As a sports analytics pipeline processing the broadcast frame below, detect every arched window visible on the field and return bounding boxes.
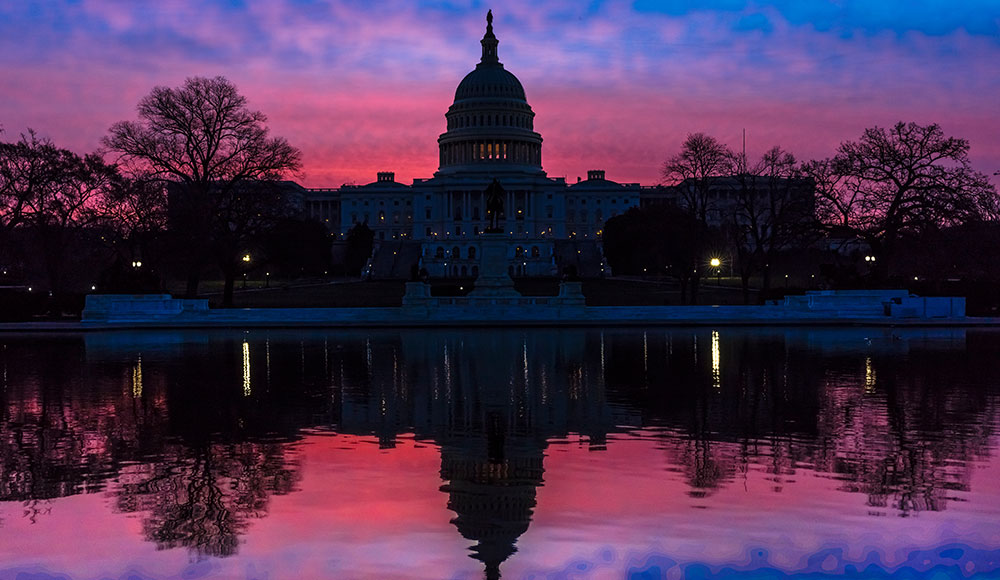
[451,246,460,259]
[461,266,467,277]
[468,247,476,259]
[531,246,540,258]
[436,247,444,258]
[515,246,524,258]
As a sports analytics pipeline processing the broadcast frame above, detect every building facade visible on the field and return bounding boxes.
[304,13,639,278]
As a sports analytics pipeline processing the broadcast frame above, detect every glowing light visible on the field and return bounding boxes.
[242,340,251,396]
[132,355,143,398]
[865,356,876,393]
[710,258,721,268]
[711,330,721,388]
[242,254,251,263]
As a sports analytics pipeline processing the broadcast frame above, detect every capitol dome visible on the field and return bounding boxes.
[437,11,543,174]
[454,64,526,101]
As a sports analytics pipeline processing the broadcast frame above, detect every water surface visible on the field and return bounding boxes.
[1,328,999,579]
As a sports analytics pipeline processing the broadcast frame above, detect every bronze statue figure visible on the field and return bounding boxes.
[485,178,505,232]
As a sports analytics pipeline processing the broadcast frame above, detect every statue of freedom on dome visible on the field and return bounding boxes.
[485,178,505,233]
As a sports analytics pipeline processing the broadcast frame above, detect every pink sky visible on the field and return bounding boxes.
[1,1,998,188]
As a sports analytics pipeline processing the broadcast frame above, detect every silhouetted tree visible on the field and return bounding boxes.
[729,146,819,301]
[3,132,118,295]
[97,177,168,292]
[801,157,864,229]
[103,76,302,298]
[603,205,713,303]
[212,181,297,307]
[662,133,734,223]
[344,221,374,277]
[817,122,997,276]
[0,130,42,238]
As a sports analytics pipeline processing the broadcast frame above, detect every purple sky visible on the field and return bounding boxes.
[1,1,998,187]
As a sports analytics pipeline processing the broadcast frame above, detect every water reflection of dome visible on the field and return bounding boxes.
[439,414,546,580]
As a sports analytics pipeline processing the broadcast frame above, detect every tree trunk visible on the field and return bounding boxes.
[741,272,752,305]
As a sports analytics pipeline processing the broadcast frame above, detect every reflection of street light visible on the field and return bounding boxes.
[710,257,722,285]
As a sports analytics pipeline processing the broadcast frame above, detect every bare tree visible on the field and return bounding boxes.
[800,157,864,229]
[828,122,997,271]
[662,133,734,223]
[103,76,302,299]
[97,177,168,290]
[730,146,819,301]
[212,181,297,306]
[0,130,51,240]
[0,132,118,294]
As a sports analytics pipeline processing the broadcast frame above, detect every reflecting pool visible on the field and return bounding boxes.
[1,328,999,579]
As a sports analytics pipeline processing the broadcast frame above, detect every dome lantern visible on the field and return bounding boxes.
[481,10,499,64]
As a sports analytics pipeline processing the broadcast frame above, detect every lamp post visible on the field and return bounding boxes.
[710,257,721,286]
[242,254,251,288]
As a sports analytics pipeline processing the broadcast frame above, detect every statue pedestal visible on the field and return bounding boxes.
[469,233,521,298]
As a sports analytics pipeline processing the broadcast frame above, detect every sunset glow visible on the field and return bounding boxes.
[2,1,998,187]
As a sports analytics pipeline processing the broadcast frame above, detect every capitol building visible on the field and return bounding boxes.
[302,12,641,278]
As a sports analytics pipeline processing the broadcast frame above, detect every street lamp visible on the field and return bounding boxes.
[242,254,251,288]
[710,257,722,285]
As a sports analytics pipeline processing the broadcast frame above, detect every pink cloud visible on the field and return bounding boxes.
[2,1,997,188]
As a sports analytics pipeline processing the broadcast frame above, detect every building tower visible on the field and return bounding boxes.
[437,10,544,175]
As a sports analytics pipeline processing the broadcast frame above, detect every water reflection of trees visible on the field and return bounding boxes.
[605,328,999,513]
[115,442,298,558]
[0,333,311,558]
[1,328,998,568]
